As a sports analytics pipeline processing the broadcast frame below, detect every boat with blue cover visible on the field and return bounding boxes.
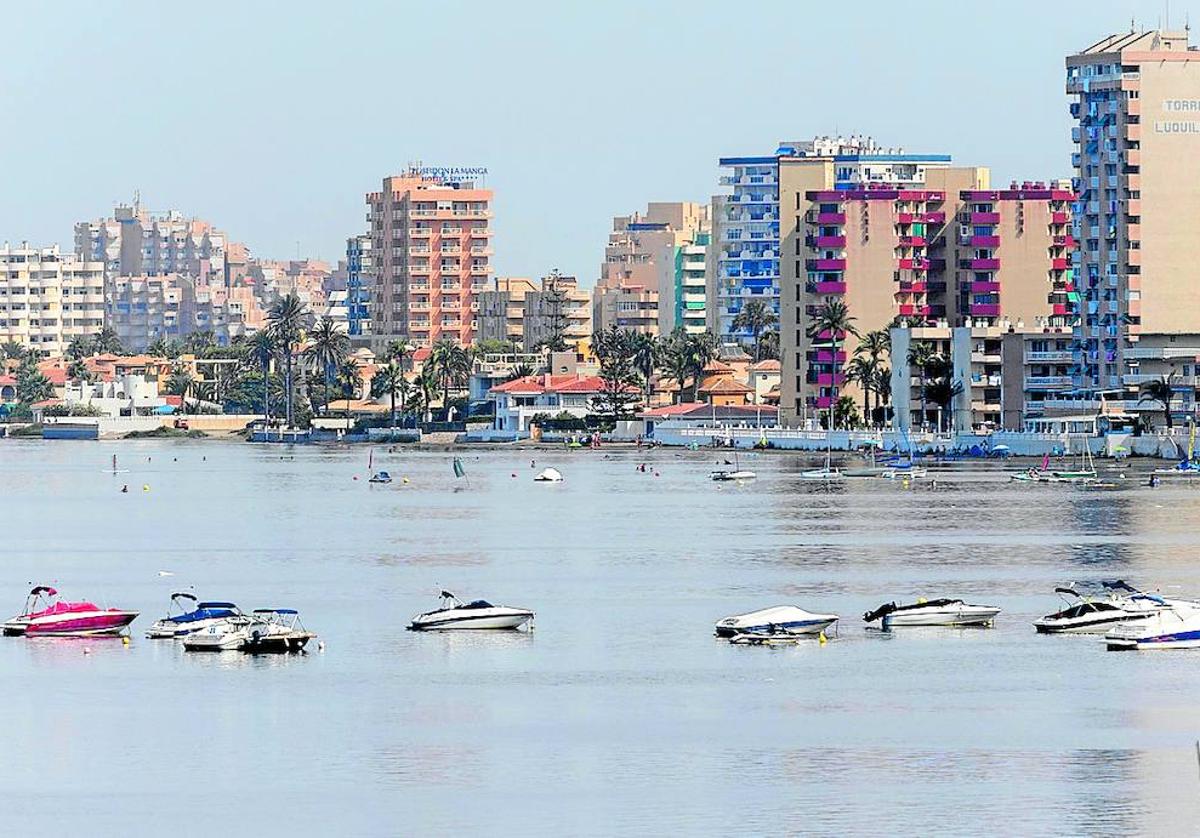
[145,593,243,639]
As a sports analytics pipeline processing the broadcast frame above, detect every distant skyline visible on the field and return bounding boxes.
[2,0,1196,286]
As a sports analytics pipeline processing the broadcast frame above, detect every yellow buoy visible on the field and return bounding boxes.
[143,484,150,492]
[122,636,130,646]
[818,631,827,645]
[402,477,410,484]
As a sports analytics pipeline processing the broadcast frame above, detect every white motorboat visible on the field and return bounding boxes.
[714,605,838,638]
[1034,582,1165,634]
[534,467,563,483]
[880,467,928,480]
[242,609,316,653]
[181,615,258,651]
[408,591,534,631]
[1105,596,1200,650]
[146,593,243,639]
[863,598,1000,628]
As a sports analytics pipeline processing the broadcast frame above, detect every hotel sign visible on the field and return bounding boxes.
[1154,100,1200,133]
[407,165,489,182]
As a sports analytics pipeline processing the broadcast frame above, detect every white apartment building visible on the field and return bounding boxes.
[0,244,105,356]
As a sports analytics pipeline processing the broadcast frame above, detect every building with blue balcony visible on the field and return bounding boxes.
[345,234,372,336]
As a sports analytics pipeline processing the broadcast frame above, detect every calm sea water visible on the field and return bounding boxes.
[2,439,1199,836]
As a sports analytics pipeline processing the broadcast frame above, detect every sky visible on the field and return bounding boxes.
[1,0,1195,285]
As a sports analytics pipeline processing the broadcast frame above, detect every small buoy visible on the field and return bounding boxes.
[402,478,409,484]
[318,641,325,652]
[120,485,128,493]
[143,484,150,492]
[83,648,90,655]
[122,636,130,646]
[818,631,827,645]
[511,473,517,478]
[353,475,358,481]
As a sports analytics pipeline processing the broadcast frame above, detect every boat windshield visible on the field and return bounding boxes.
[463,600,493,609]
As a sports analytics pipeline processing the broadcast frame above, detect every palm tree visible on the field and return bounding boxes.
[305,316,350,415]
[92,327,123,355]
[428,337,470,415]
[732,299,778,362]
[845,355,876,426]
[336,358,362,429]
[370,362,406,427]
[873,365,892,425]
[506,363,535,382]
[250,330,276,422]
[1139,373,1177,430]
[855,329,891,425]
[267,293,311,427]
[0,341,24,361]
[906,341,937,431]
[166,361,194,414]
[629,332,659,408]
[805,299,858,429]
[384,339,410,371]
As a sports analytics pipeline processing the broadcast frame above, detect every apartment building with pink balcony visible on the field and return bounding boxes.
[954,182,1076,329]
[367,168,493,347]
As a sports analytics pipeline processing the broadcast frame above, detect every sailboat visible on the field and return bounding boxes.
[1154,422,1200,477]
[710,450,756,481]
[800,431,842,480]
[1012,438,1096,483]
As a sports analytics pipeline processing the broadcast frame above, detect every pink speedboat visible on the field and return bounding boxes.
[2,586,138,637]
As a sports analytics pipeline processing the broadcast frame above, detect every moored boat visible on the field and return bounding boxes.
[146,593,243,639]
[2,586,138,637]
[182,615,257,651]
[242,609,316,653]
[714,605,838,638]
[408,591,534,631]
[1106,595,1200,650]
[863,598,1000,628]
[534,467,563,483]
[1034,581,1164,634]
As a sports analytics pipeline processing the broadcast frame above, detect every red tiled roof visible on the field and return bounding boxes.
[31,398,62,408]
[411,347,432,362]
[0,374,15,386]
[702,359,734,374]
[641,403,778,420]
[489,374,618,395]
[750,359,781,371]
[699,377,753,395]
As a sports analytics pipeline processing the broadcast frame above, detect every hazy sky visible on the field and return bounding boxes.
[2,1,1193,284]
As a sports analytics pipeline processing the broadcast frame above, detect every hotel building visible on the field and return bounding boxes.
[1064,29,1200,420]
[0,244,105,356]
[366,170,493,347]
[594,202,710,336]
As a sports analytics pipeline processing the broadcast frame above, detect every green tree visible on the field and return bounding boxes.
[371,361,409,427]
[66,357,94,384]
[659,328,719,403]
[305,316,350,415]
[166,361,195,414]
[844,355,876,427]
[806,299,859,429]
[66,336,95,360]
[92,327,124,355]
[833,394,861,430]
[732,298,778,362]
[267,293,312,427]
[0,341,24,361]
[250,330,276,421]
[15,354,52,406]
[427,337,470,414]
[590,325,642,423]
[183,330,217,356]
[629,331,660,409]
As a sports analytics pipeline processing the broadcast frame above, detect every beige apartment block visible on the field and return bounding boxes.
[594,202,709,335]
[777,154,990,425]
[367,170,492,347]
[76,199,229,283]
[0,244,105,356]
[106,274,254,351]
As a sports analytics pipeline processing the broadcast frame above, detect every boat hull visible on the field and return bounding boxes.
[715,606,838,638]
[146,615,235,639]
[409,608,534,631]
[22,611,138,637]
[881,606,999,628]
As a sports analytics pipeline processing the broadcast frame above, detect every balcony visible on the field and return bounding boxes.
[970,212,1001,224]
[1053,235,1076,247]
[408,264,431,274]
[1051,258,1069,271]
[1051,212,1070,225]
[812,349,846,364]
[810,235,846,248]
[813,396,834,409]
[967,235,1000,247]
[814,281,846,294]
[897,213,915,224]
[816,373,846,387]
[1026,375,1074,389]
[899,235,927,247]
[815,212,846,225]
[922,211,946,224]
[967,258,1000,271]
[969,303,1001,316]
[897,258,930,271]
[897,304,931,317]
[897,281,927,293]
[970,281,1001,293]
[806,258,846,271]
[409,228,432,237]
